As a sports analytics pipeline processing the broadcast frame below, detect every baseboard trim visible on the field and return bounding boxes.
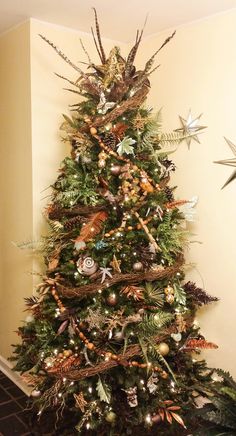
[0,355,31,396]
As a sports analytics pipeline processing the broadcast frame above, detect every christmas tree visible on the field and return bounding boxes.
[12,11,236,435]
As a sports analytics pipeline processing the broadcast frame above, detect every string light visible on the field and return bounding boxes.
[88,386,93,393]
[145,414,152,424]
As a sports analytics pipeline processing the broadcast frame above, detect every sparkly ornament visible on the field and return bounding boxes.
[123,386,138,407]
[171,332,182,342]
[31,389,41,398]
[105,410,117,423]
[110,255,121,273]
[164,285,175,305]
[110,164,121,175]
[175,110,206,149]
[147,373,159,394]
[77,257,98,276]
[74,392,88,413]
[214,137,236,188]
[106,292,118,307]
[132,261,143,272]
[157,342,170,356]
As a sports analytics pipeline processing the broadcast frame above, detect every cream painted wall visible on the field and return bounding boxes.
[0,22,33,359]
[30,19,127,273]
[0,19,127,361]
[137,10,236,376]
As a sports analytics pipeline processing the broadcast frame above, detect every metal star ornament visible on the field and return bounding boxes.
[175,110,206,149]
[214,137,236,189]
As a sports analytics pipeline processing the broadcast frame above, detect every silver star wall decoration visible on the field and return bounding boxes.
[214,137,236,189]
[175,110,206,149]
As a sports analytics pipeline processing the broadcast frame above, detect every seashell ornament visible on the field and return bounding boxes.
[77,257,98,276]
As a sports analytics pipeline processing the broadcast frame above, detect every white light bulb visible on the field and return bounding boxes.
[145,414,152,424]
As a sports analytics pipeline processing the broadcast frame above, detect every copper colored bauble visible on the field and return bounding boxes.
[31,389,41,398]
[158,342,170,356]
[105,410,117,423]
[106,292,118,306]
[132,261,143,272]
[110,165,121,175]
[140,178,154,193]
[152,413,162,424]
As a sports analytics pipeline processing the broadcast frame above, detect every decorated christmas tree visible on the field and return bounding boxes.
[12,11,236,436]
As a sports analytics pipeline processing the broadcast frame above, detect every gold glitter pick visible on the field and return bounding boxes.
[175,110,206,149]
[110,254,121,273]
[74,392,88,413]
[214,137,236,189]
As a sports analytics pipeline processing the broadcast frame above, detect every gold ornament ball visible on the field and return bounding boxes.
[105,411,117,423]
[157,342,170,356]
[165,293,175,304]
[164,285,174,295]
[106,292,118,306]
[63,349,73,357]
[133,261,143,272]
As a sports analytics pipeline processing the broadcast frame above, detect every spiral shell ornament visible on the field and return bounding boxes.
[77,256,98,276]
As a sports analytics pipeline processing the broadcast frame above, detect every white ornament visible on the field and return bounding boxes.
[31,389,41,398]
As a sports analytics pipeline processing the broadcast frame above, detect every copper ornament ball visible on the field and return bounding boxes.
[106,292,118,306]
[111,165,121,175]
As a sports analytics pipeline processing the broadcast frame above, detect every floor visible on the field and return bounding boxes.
[0,371,79,436]
[0,370,31,435]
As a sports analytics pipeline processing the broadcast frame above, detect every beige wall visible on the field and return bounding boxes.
[0,22,33,358]
[0,19,126,360]
[30,19,127,245]
[137,10,236,376]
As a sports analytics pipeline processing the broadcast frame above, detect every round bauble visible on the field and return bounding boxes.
[110,165,121,175]
[164,285,174,295]
[105,411,117,423]
[90,126,97,135]
[165,293,175,304]
[157,342,170,356]
[106,292,118,307]
[31,389,41,398]
[77,257,98,276]
[98,159,106,168]
[132,261,143,272]
[152,413,162,424]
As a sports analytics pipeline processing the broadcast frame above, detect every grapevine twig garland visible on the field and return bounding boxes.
[58,255,184,299]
